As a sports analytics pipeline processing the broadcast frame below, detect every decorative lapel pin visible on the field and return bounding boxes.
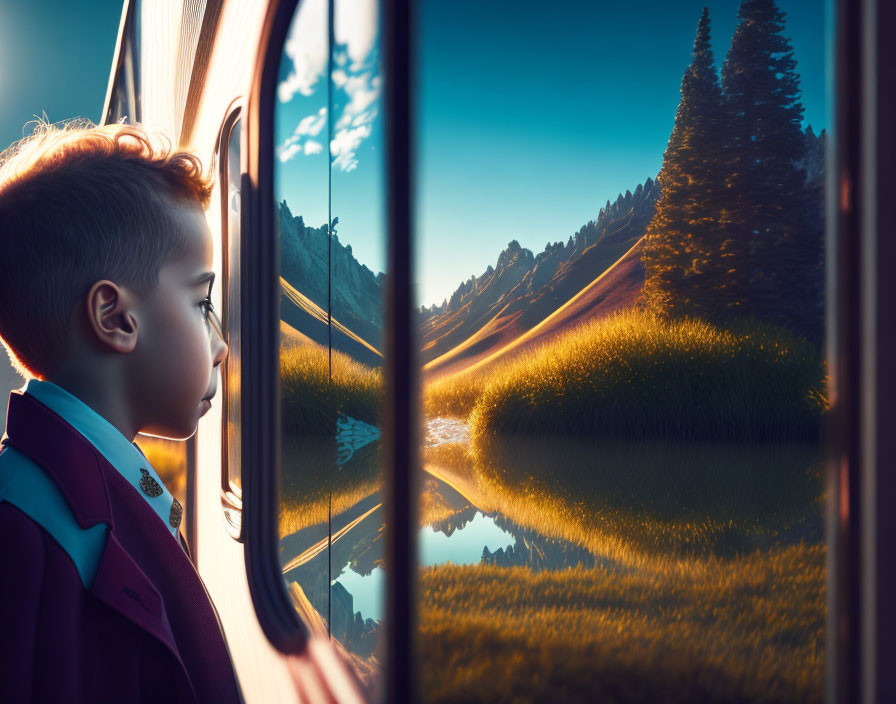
[169,498,183,529]
[139,468,164,498]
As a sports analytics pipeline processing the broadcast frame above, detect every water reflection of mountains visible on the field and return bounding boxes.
[430,504,607,571]
[281,504,384,657]
[280,426,824,658]
[281,467,625,657]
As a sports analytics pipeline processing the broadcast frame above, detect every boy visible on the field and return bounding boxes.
[0,120,242,703]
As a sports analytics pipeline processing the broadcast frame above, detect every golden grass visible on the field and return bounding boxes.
[278,315,825,702]
[419,544,824,704]
[277,340,383,535]
[425,372,486,419]
[418,435,825,702]
[280,340,381,435]
[279,476,380,537]
[426,309,827,441]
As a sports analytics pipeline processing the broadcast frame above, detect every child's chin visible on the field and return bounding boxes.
[139,421,198,442]
[139,404,208,441]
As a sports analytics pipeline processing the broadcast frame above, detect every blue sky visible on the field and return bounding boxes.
[415,0,828,306]
[274,0,829,307]
[2,0,828,309]
[0,1,121,150]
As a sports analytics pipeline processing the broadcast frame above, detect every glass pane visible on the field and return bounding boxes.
[275,0,384,693]
[416,1,829,702]
[223,116,242,495]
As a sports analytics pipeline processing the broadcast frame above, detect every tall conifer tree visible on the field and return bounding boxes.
[643,7,727,318]
[721,0,813,330]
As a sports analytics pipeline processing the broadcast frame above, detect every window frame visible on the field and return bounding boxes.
[242,0,419,673]
[218,101,245,542]
[243,0,310,655]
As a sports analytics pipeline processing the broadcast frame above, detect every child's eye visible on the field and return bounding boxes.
[199,297,215,318]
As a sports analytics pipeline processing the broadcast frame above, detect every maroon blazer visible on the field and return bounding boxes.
[0,389,243,703]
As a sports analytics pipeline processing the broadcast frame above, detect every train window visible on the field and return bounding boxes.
[415,1,828,702]
[274,0,385,690]
[221,108,243,536]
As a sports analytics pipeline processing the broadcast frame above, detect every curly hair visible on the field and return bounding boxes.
[0,118,214,380]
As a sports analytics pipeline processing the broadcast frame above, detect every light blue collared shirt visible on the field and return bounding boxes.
[22,379,181,542]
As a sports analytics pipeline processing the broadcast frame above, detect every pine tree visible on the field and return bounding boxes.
[642,7,728,318]
[721,0,812,331]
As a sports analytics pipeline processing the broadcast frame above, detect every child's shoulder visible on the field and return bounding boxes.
[0,444,107,588]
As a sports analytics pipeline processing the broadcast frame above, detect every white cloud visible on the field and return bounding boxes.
[351,110,372,127]
[294,107,327,137]
[278,0,327,103]
[331,68,348,88]
[277,142,302,162]
[330,71,380,169]
[275,0,381,171]
[335,0,378,70]
[276,107,327,163]
[331,124,372,172]
[335,72,379,130]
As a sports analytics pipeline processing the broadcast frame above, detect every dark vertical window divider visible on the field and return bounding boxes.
[830,0,896,702]
[829,0,861,700]
[860,1,896,701]
[382,0,418,700]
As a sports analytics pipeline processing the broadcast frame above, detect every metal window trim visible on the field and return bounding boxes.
[218,100,245,542]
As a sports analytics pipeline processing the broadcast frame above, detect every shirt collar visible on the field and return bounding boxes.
[21,379,180,541]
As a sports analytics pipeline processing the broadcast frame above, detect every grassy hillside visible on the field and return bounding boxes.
[425,237,645,379]
[279,336,383,535]
[281,338,381,436]
[426,309,826,442]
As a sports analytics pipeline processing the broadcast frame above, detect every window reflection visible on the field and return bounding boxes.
[275,0,385,691]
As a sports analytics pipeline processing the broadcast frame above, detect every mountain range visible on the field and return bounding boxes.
[277,125,825,379]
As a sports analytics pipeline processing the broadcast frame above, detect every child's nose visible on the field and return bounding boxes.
[213,336,229,366]
[208,310,228,365]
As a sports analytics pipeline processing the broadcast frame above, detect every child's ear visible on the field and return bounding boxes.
[85,279,139,354]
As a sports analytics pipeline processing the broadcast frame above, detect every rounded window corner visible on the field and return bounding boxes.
[220,487,244,543]
[214,100,244,155]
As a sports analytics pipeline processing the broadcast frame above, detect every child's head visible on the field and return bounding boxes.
[0,119,228,440]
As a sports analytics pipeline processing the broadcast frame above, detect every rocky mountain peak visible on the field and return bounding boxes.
[496,240,534,271]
